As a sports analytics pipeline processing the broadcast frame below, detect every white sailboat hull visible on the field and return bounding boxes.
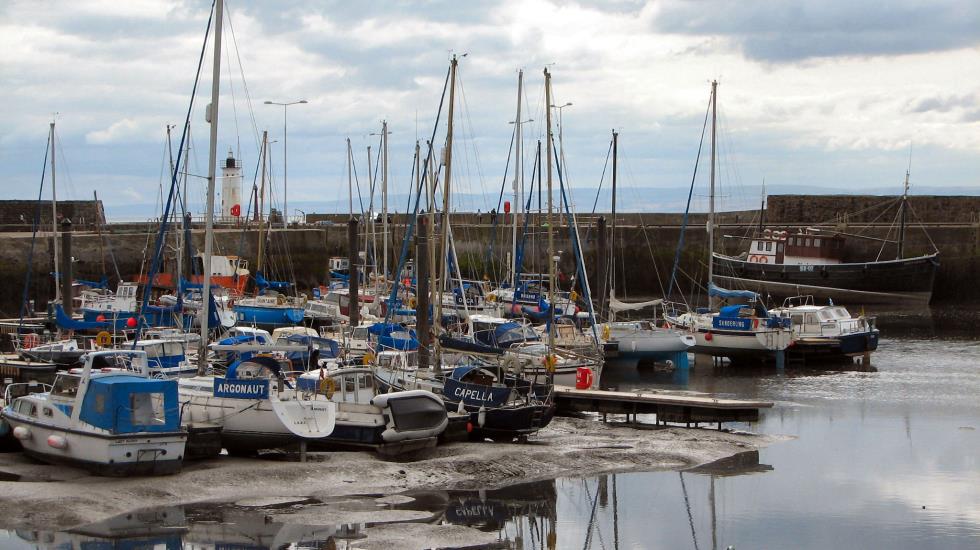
[178,378,336,452]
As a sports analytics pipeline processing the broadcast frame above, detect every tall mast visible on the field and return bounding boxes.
[199,0,223,374]
[898,168,910,259]
[50,122,60,303]
[346,138,353,217]
[382,120,389,278]
[511,70,524,288]
[256,130,268,274]
[544,68,555,358]
[434,55,458,373]
[707,80,717,296]
[610,129,618,303]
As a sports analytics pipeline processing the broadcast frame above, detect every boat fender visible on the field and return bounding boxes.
[477,406,486,428]
[12,426,31,440]
[820,268,829,279]
[601,324,611,341]
[318,377,336,399]
[457,399,466,414]
[753,318,759,329]
[705,332,714,341]
[47,434,68,449]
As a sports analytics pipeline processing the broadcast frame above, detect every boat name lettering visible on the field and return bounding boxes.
[712,318,753,331]
[213,378,269,399]
[453,386,494,402]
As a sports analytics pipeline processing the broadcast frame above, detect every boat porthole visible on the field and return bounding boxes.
[161,450,167,456]
[126,452,132,458]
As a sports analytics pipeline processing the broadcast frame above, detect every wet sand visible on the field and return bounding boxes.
[0,416,782,540]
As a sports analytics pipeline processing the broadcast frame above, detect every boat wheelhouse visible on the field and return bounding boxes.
[2,350,187,476]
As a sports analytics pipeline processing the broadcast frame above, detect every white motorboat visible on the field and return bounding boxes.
[177,355,336,454]
[2,350,187,476]
[769,296,879,362]
[297,366,448,455]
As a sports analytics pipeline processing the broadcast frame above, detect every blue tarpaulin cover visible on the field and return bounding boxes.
[708,282,758,300]
[79,375,180,433]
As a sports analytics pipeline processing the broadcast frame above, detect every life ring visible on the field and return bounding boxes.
[408,296,417,308]
[748,255,759,263]
[22,333,39,349]
[318,377,336,399]
[95,331,113,347]
[758,255,769,264]
[277,294,286,305]
[486,294,497,303]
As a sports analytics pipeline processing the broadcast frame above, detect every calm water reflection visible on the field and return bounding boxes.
[2,330,977,549]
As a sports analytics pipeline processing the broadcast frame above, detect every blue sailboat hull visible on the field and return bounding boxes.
[232,304,304,328]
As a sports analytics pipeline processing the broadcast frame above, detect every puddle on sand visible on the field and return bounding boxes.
[0,479,558,549]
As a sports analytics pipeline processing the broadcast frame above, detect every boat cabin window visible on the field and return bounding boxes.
[833,307,850,319]
[51,375,81,398]
[358,373,373,390]
[345,377,356,393]
[814,238,821,247]
[818,310,833,321]
[351,327,369,340]
[766,242,773,251]
[130,393,166,427]
[804,313,819,325]
[15,400,36,417]
[791,313,804,326]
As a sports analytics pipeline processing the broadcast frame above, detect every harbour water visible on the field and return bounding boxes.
[1,313,977,549]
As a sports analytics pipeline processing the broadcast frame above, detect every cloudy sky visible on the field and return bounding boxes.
[1,0,978,218]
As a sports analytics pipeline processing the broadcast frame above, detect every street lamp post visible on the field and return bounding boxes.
[264,99,308,227]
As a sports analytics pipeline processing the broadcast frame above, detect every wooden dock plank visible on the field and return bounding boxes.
[553,385,773,425]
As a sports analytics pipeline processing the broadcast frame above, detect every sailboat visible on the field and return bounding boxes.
[168,0,336,453]
[374,58,555,442]
[596,130,696,367]
[665,81,793,363]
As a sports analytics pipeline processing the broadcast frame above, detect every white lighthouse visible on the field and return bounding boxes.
[219,149,242,220]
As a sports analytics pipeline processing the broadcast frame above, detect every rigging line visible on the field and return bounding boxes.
[484,116,518,276]
[619,146,667,298]
[384,63,451,322]
[19,135,50,328]
[349,144,367,218]
[223,20,241,159]
[904,200,938,253]
[133,0,215,343]
[224,2,261,151]
[667,88,712,301]
[679,472,701,550]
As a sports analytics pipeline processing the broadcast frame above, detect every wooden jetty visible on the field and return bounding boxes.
[553,385,773,426]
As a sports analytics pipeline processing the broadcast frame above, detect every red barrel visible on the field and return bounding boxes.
[575,367,594,389]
